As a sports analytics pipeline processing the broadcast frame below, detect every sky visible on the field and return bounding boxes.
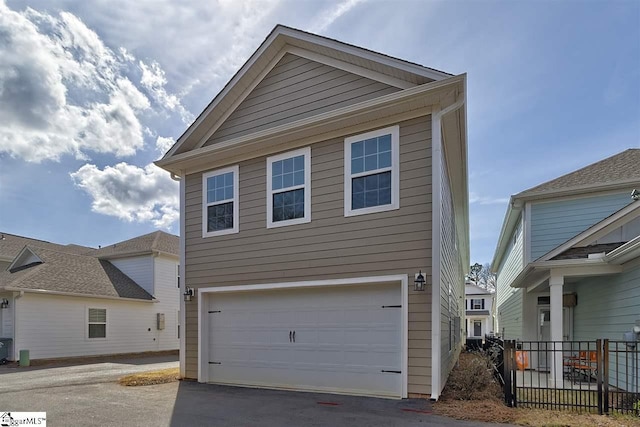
[0,0,638,266]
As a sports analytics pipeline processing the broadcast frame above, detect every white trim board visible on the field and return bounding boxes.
[196,274,409,399]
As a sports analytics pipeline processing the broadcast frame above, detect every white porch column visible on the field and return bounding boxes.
[549,274,564,388]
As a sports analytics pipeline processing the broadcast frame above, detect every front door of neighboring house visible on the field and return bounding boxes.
[473,320,482,337]
[538,306,572,370]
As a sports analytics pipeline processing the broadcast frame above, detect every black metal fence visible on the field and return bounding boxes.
[490,338,639,415]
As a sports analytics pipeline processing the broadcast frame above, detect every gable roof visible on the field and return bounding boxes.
[159,24,454,163]
[516,149,640,198]
[0,246,153,300]
[0,232,95,262]
[492,149,640,270]
[93,231,179,259]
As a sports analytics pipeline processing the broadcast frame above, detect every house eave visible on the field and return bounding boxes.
[3,287,156,302]
[513,178,640,202]
[162,25,453,160]
[156,74,466,176]
[490,197,522,272]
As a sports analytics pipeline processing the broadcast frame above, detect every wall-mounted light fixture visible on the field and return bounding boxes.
[183,287,194,302]
[0,298,8,309]
[414,271,427,292]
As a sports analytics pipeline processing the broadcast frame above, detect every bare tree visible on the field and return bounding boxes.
[466,263,496,293]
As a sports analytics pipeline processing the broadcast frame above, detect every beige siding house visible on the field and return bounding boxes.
[157,25,468,399]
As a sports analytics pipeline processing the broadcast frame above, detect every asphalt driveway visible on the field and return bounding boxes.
[0,356,511,426]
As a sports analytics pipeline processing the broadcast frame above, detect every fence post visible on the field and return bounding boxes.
[602,339,609,415]
[597,339,603,415]
[503,340,515,407]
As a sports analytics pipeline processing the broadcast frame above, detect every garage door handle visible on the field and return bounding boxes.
[293,331,295,343]
[289,330,292,343]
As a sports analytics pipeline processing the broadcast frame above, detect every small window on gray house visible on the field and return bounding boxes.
[88,308,106,339]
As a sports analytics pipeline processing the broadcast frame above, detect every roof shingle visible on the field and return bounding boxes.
[517,149,640,198]
[93,231,178,259]
[0,246,153,300]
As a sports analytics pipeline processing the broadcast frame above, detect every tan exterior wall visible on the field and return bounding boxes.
[184,116,433,394]
[204,54,400,147]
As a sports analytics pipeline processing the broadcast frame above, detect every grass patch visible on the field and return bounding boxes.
[118,368,179,386]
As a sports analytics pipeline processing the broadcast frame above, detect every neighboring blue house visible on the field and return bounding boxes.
[491,149,640,386]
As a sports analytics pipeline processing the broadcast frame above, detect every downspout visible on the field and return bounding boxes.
[13,291,24,361]
[173,170,187,379]
[431,107,443,400]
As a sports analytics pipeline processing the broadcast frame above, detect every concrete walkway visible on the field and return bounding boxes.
[0,354,178,393]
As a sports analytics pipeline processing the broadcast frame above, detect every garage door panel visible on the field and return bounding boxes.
[207,283,402,397]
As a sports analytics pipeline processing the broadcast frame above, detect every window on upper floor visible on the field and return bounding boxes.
[266,147,311,228]
[202,165,239,237]
[470,298,485,310]
[344,126,399,217]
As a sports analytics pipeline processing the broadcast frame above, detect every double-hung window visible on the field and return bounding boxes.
[202,165,239,237]
[88,308,106,339]
[267,147,311,228]
[344,125,399,216]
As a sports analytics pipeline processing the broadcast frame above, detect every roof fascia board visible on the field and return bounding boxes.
[490,197,522,271]
[157,75,463,174]
[605,235,640,263]
[164,27,285,159]
[538,201,640,262]
[286,46,414,89]
[278,27,452,81]
[98,250,178,260]
[515,179,640,202]
[3,287,156,303]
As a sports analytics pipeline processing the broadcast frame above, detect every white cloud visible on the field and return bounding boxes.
[308,0,368,33]
[0,2,189,163]
[139,60,193,123]
[70,162,179,228]
[155,136,175,155]
[469,192,509,206]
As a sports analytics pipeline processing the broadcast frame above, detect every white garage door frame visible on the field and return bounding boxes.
[197,274,409,398]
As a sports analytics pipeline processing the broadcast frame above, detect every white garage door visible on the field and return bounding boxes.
[207,282,402,397]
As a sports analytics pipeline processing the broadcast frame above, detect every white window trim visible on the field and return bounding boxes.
[86,307,107,340]
[266,147,311,228]
[202,165,240,237]
[344,125,400,217]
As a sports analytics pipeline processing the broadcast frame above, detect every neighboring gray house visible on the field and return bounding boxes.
[156,25,469,399]
[492,149,640,386]
[0,231,179,361]
[464,283,495,340]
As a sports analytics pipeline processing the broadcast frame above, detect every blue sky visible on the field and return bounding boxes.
[0,0,638,265]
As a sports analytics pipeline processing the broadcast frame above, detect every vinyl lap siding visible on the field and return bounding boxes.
[185,117,433,394]
[14,293,175,359]
[438,149,464,394]
[569,266,640,391]
[530,192,631,260]
[571,266,640,340]
[153,255,180,350]
[204,54,400,147]
[110,256,155,296]
[496,214,524,340]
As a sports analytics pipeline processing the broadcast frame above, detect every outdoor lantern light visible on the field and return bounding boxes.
[0,298,8,309]
[183,287,194,302]
[414,271,427,292]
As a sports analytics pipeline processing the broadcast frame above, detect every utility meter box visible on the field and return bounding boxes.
[157,313,165,330]
[623,331,637,348]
